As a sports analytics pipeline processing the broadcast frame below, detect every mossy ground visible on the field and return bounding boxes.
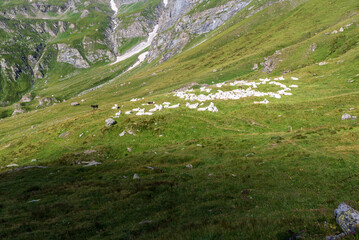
[1,0,359,239]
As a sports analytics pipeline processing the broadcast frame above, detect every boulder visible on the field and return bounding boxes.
[342,113,352,120]
[105,118,117,126]
[326,203,359,240]
[71,102,80,106]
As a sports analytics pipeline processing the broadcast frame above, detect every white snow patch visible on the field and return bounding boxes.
[110,0,118,14]
[112,25,159,65]
[125,52,149,72]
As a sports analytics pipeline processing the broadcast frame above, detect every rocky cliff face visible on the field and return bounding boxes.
[0,0,114,106]
[57,43,90,68]
[0,0,81,19]
[0,0,253,109]
[148,0,251,62]
[111,0,252,63]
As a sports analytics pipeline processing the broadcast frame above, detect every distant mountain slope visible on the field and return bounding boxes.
[0,0,257,115]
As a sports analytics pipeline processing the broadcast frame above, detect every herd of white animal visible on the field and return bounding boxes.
[109,76,300,118]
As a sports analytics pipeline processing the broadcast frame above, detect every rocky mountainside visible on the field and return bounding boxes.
[0,0,254,112]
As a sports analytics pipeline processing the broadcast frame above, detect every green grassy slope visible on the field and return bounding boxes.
[1,0,359,239]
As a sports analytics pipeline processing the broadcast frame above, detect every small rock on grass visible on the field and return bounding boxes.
[133,173,140,179]
[83,161,101,167]
[71,102,80,106]
[342,113,354,120]
[59,131,69,138]
[186,164,193,169]
[83,149,97,154]
[6,163,19,168]
[105,118,117,126]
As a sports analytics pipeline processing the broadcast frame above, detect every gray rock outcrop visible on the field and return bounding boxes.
[342,113,352,120]
[148,0,251,63]
[105,118,117,126]
[57,44,90,68]
[326,203,359,240]
[20,94,31,103]
[260,50,282,74]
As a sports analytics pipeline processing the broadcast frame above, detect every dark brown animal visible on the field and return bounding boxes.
[91,105,98,110]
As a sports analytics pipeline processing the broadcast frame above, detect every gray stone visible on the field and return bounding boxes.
[83,149,97,154]
[260,50,282,74]
[83,161,101,167]
[105,118,117,126]
[71,102,80,106]
[6,163,19,167]
[133,173,140,179]
[57,43,90,68]
[59,131,69,138]
[342,113,352,120]
[80,10,90,18]
[310,43,317,52]
[326,203,359,239]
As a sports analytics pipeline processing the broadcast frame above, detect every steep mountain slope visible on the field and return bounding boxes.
[1,0,359,239]
[0,0,252,115]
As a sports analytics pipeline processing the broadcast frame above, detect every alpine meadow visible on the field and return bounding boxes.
[1,0,359,239]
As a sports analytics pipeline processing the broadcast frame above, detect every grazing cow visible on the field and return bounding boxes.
[147,101,154,105]
[91,105,98,110]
